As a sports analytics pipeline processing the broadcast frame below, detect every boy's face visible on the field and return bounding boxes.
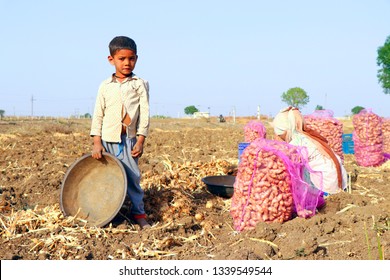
[108,49,138,77]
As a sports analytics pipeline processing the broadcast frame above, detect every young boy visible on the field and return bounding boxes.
[90,36,151,229]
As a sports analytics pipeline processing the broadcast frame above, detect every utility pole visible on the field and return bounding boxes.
[31,95,36,119]
[232,106,236,124]
[257,105,261,120]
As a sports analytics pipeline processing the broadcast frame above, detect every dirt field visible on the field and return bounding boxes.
[0,117,389,260]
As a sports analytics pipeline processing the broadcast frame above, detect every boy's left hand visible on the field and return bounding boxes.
[131,142,144,158]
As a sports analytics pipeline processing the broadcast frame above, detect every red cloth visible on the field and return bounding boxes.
[132,213,146,219]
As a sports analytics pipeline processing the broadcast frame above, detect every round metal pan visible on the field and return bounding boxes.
[60,152,127,227]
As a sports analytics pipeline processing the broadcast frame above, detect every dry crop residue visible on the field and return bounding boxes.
[0,118,389,260]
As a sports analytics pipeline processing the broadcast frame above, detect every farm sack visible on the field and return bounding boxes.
[230,138,323,231]
[304,109,343,162]
[244,120,267,142]
[352,109,384,167]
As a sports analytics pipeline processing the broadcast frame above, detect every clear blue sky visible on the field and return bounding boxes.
[1,0,389,118]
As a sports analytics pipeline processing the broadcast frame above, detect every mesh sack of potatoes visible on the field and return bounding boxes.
[382,117,390,154]
[230,138,323,231]
[244,120,267,142]
[304,110,343,162]
[352,109,384,167]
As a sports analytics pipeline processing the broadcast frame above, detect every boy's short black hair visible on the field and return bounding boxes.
[109,36,137,55]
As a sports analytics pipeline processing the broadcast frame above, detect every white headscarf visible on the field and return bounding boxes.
[272,107,303,143]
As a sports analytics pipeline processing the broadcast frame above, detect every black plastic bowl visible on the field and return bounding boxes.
[201,175,236,198]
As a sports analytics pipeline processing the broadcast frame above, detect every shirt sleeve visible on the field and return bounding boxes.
[90,85,105,136]
[136,79,150,137]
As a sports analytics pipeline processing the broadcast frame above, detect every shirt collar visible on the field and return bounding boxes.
[108,72,138,83]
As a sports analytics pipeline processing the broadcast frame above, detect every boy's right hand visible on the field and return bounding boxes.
[92,143,105,159]
[92,136,105,159]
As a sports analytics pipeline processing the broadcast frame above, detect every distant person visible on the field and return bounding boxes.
[272,107,347,198]
[90,36,151,229]
[219,114,226,123]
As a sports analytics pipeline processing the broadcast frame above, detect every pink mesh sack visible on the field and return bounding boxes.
[244,120,267,142]
[383,117,390,154]
[352,109,384,167]
[230,138,323,231]
[304,109,343,162]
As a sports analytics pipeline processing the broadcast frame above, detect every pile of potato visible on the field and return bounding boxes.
[383,118,390,154]
[244,120,267,142]
[230,139,317,231]
[352,110,384,167]
[304,111,343,162]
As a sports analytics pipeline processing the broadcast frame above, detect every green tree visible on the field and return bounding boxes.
[281,87,310,109]
[0,109,5,120]
[351,106,365,115]
[184,105,199,115]
[84,113,92,119]
[315,105,324,110]
[377,35,390,94]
